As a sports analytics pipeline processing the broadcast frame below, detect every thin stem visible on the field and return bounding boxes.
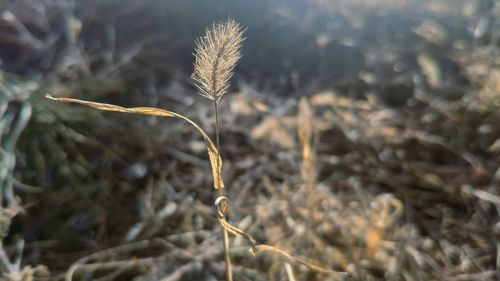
[214,100,221,151]
[214,100,233,281]
[218,190,233,281]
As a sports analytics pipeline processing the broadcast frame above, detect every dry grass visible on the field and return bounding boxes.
[45,20,345,281]
[191,20,245,280]
[45,91,345,281]
[1,1,498,280]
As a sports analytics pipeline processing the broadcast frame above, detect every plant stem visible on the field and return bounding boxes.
[214,100,233,281]
[218,190,233,281]
[214,101,221,151]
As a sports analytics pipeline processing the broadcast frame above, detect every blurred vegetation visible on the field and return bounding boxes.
[0,0,499,280]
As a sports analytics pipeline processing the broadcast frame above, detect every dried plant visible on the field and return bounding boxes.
[192,19,245,102]
[46,19,345,281]
[192,19,244,281]
[44,95,224,191]
[44,94,344,280]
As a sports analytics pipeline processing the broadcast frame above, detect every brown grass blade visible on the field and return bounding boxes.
[214,205,345,277]
[45,94,224,190]
[218,214,257,248]
[250,245,347,277]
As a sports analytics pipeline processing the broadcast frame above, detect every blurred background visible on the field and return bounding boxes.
[0,0,499,280]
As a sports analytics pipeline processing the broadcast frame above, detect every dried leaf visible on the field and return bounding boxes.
[215,207,346,276]
[218,215,256,247]
[250,245,347,276]
[45,94,224,190]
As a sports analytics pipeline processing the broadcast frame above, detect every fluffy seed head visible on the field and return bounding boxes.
[192,19,245,101]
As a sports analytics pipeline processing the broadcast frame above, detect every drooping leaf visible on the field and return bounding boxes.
[45,94,224,190]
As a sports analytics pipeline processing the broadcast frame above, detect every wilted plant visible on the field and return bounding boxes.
[47,19,344,281]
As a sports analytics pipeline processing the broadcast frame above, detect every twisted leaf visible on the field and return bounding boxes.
[45,94,224,190]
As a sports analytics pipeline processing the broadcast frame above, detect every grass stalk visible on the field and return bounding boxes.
[213,100,233,281]
[214,100,221,151]
[191,19,244,281]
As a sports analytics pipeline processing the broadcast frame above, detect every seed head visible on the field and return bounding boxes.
[192,19,245,101]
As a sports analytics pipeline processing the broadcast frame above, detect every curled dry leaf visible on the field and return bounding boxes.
[215,206,345,277]
[45,94,224,190]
